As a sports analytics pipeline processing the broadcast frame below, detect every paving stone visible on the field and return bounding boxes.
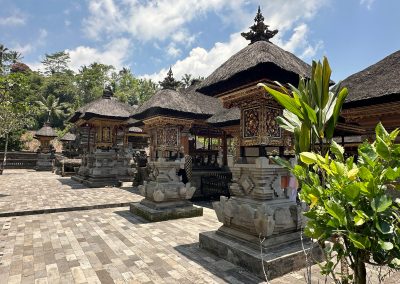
[0,170,399,283]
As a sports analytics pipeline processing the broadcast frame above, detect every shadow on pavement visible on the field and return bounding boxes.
[174,243,264,284]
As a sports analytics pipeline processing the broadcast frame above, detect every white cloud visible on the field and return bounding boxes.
[142,32,247,82]
[0,11,26,26]
[141,0,328,81]
[66,38,131,72]
[166,43,181,58]
[360,0,375,10]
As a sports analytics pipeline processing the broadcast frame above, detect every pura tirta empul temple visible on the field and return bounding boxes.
[69,86,135,187]
[197,8,322,279]
[34,122,57,171]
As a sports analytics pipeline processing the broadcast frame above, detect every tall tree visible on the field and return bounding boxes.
[136,78,158,103]
[76,63,114,105]
[0,44,10,74]
[112,68,140,105]
[41,51,71,75]
[8,51,22,63]
[35,94,67,123]
[181,73,192,88]
[0,73,33,173]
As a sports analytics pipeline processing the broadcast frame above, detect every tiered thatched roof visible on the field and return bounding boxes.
[60,132,76,142]
[35,123,58,138]
[197,40,311,97]
[132,88,224,120]
[206,107,240,127]
[69,89,134,123]
[343,50,400,107]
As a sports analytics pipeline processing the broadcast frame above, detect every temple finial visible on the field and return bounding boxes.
[241,6,278,44]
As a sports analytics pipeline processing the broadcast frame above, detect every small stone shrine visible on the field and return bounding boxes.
[34,122,57,171]
[197,7,322,279]
[69,86,134,187]
[129,69,206,221]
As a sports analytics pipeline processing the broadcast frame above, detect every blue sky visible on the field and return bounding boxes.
[0,0,399,83]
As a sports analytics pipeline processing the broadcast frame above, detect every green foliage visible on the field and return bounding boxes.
[299,124,400,272]
[262,57,399,283]
[259,57,348,155]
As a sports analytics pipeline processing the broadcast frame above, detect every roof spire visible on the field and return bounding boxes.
[159,67,181,90]
[241,6,278,44]
[102,84,113,99]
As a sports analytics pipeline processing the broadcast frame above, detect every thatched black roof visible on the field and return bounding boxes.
[197,40,311,97]
[69,93,134,123]
[35,123,57,138]
[60,132,76,142]
[132,88,224,120]
[206,107,240,127]
[343,50,400,107]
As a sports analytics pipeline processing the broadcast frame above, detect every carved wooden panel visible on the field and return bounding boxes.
[265,107,281,138]
[243,107,260,138]
[165,127,179,146]
[156,128,164,145]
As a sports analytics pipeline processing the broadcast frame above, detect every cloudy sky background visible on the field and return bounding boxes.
[0,0,399,82]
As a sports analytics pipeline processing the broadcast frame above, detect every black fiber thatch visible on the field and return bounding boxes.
[197,40,311,96]
[207,107,240,127]
[132,88,224,120]
[69,96,134,123]
[60,132,76,142]
[35,123,57,138]
[343,50,400,107]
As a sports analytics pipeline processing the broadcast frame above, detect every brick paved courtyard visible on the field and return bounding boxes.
[0,170,398,283]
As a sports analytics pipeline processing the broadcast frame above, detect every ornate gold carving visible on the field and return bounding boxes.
[243,107,260,138]
[265,107,282,138]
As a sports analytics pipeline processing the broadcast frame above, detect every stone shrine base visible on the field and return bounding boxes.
[130,199,203,222]
[71,175,119,188]
[199,229,323,281]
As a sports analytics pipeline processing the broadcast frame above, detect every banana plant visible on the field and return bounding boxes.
[258,56,348,156]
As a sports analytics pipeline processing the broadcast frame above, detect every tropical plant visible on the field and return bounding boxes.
[35,94,67,123]
[259,57,400,283]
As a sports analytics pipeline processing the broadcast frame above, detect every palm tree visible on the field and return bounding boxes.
[9,51,23,63]
[36,94,67,123]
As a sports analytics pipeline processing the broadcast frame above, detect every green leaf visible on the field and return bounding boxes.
[379,240,394,251]
[389,128,400,142]
[330,140,344,161]
[348,232,371,249]
[258,84,304,119]
[354,215,365,226]
[375,122,389,140]
[324,200,346,226]
[344,184,360,200]
[376,136,390,160]
[371,195,392,213]
[271,156,292,169]
[358,167,373,181]
[347,168,359,181]
[383,167,400,181]
[300,152,318,165]
[299,124,311,152]
[376,220,393,234]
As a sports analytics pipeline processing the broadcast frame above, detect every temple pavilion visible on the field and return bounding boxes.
[69,86,136,187]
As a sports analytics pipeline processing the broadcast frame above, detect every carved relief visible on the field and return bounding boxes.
[165,127,179,146]
[266,107,282,138]
[243,107,260,138]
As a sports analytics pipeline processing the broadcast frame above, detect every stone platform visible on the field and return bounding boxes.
[200,229,323,280]
[130,200,203,222]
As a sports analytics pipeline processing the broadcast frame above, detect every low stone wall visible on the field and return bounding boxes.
[0,151,38,169]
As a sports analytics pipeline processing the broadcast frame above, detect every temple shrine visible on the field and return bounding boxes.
[34,122,57,171]
[69,86,136,187]
[196,7,322,278]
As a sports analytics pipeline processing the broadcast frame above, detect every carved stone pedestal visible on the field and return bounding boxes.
[130,159,203,221]
[35,153,53,171]
[199,157,322,280]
